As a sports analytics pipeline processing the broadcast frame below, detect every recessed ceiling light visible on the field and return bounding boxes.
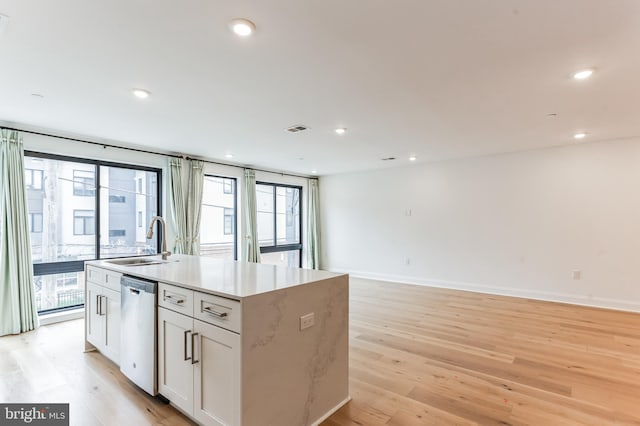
[409,155,417,162]
[229,18,256,37]
[225,153,233,159]
[573,69,593,80]
[311,170,318,174]
[573,132,587,140]
[335,128,347,135]
[132,89,150,99]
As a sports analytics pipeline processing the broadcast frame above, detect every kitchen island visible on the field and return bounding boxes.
[83,254,349,426]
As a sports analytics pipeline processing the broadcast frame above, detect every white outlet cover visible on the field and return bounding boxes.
[300,313,315,330]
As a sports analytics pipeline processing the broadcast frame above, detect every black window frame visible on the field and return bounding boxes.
[25,150,162,312]
[256,181,302,267]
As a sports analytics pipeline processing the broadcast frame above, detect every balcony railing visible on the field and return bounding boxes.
[35,289,84,312]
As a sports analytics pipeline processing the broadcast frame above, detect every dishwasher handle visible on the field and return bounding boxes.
[128,287,141,295]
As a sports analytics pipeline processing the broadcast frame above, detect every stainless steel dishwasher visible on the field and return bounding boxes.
[120,275,158,396]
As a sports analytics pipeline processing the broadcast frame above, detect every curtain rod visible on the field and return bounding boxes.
[1,126,313,179]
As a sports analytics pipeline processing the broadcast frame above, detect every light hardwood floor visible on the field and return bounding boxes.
[2,278,640,425]
[325,278,640,426]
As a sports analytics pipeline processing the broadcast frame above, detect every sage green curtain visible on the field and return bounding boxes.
[186,160,204,255]
[168,158,187,254]
[307,178,320,269]
[243,169,260,263]
[0,129,38,336]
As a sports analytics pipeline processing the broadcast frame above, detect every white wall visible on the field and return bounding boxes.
[320,138,640,311]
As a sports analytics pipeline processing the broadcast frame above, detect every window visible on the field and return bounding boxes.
[100,165,159,258]
[200,175,237,260]
[224,208,234,235]
[73,210,95,235]
[25,151,162,314]
[256,182,302,267]
[25,168,43,190]
[73,169,95,196]
[56,273,78,289]
[29,212,43,233]
[223,179,233,194]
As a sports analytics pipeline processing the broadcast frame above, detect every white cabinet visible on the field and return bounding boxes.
[158,306,194,414]
[86,282,104,346]
[193,318,240,426]
[158,283,241,426]
[85,266,122,364]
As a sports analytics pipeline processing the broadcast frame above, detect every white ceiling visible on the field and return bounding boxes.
[0,0,639,176]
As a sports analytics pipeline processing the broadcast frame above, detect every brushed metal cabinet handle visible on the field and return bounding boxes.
[164,294,185,305]
[191,332,199,365]
[202,305,228,318]
[184,330,192,361]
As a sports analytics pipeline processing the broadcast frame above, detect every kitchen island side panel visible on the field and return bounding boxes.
[240,274,349,426]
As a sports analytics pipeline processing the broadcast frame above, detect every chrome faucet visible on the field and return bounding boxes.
[146,216,171,260]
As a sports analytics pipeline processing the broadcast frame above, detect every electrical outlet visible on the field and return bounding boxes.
[405,209,412,216]
[406,257,411,266]
[572,270,581,280]
[300,313,315,330]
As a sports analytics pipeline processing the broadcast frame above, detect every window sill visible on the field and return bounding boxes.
[39,307,84,326]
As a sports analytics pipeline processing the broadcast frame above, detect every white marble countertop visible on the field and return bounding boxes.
[86,255,345,300]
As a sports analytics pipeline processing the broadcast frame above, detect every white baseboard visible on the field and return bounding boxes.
[329,268,640,313]
[311,396,351,426]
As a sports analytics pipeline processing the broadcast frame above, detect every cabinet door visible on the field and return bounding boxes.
[86,282,104,350]
[193,319,240,426]
[101,287,121,364]
[158,307,194,416]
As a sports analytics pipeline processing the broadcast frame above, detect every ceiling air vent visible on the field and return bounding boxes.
[285,125,309,133]
[381,157,396,161]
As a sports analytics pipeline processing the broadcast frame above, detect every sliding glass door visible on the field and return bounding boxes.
[25,151,161,313]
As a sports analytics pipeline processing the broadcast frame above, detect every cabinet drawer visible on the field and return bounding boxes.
[86,266,105,284]
[104,271,123,293]
[193,292,241,334]
[159,283,194,315]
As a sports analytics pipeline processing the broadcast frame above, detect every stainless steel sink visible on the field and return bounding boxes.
[107,258,165,266]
